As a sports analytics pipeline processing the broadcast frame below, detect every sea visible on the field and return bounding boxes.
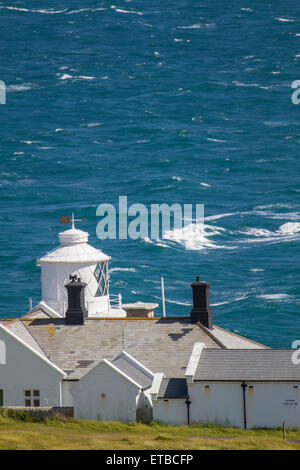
[0,0,299,348]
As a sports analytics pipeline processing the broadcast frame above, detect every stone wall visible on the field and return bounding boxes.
[2,406,74,419]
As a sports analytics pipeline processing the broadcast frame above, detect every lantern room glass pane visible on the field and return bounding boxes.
[94,264,101,281]
[94,262,108,296]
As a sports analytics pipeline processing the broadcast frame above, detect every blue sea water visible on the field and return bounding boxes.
[0,0,299,348]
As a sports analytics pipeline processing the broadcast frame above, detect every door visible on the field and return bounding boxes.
[0,390,3,406]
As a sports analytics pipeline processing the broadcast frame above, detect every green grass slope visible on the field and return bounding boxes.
[0,409,299,450]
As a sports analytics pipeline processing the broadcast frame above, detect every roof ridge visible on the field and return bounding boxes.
[213,324,269,349]
[20,320,50,359]
[196,322,227,349]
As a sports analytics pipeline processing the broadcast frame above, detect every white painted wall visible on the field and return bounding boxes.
[246,382,300,429]
[153,398,188,425]
[188,381,300,429]
[0,326,64,407]
[189,382,244,427]
[61,380,75,407]
[41,262,109,316]
[71,361,141,422]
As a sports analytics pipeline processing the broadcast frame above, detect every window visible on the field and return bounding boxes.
[93,262,108,296]
[24,390,40,407]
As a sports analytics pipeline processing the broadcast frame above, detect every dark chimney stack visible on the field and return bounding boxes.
[190,276,213,329]
[65,275,88,325]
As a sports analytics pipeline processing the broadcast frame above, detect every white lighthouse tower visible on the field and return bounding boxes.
[35,215,125,318]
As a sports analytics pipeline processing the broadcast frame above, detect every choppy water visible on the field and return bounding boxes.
[0,0,300,347]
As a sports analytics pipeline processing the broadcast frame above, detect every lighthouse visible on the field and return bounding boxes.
[36,215,125,318]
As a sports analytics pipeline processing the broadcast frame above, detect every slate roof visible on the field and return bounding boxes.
[210,325,267,349]
[3,320,47,358]
[195,349,300,381]
[17,317,221,379]
[112,355,153,389]
[158,378,188,399]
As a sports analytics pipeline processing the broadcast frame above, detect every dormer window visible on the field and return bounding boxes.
[94,262,108,296]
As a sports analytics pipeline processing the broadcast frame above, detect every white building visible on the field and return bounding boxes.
[0,220,299,428]
[152,345,300,429]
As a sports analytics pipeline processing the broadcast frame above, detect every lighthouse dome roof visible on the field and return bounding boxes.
[59,227,89,245]
[39,226,110,264]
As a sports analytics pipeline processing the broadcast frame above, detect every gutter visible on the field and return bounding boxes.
[241,381,247,430]
[185,394,191,425]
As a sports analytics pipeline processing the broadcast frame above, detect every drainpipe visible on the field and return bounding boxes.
[185,394,191,425]
[241,381,247,430]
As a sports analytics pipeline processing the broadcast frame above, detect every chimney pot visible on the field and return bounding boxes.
[65,275,87,325]
[190,276,213,329]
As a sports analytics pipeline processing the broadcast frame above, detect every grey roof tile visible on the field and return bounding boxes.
[112,356,153,389]
[158,378,188,398]
[22,317,221,379]
[4,321,47,358]
[195,349,300,381]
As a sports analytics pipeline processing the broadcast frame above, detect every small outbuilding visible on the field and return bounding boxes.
[71,351,154,423]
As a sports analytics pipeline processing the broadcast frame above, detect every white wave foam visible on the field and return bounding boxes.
[274,17,294,22]
[206,137,227,142]
[240,222,300,243]
[250,268,264,272]
[59,74,72,80]
[35,9,67,14]
[7,84,32,92]
[212,293,249,306]
[211,301,230,306]
[242,228,273,237]
[2,6,67,13]
[85,123,102,127]
[143,237,171,248]
[66,8,92,14]
[58,73,95,81]
[165,299,192,306]
[2,6,30,11]
[110,267,136,273]
[162,223,231,251]
[111,5,143,15]
[258,294,291,300]
[178,23,215,29]
[254,204,294,210]
[172,176,182,181]
[251,209,300,221]
[152,295,191,306]
[200,182,211,188]
[205,212,235,221]
[277,222,300,235]
[233,80,272,90]
[78,75,95,80]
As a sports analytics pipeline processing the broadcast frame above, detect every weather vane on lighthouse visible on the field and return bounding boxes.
[59,213,86,229]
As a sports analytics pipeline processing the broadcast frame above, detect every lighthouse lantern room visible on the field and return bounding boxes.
[37,215,124,317]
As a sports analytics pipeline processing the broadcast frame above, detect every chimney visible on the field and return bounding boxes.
[190,276,213,329]
[65,275,88,325]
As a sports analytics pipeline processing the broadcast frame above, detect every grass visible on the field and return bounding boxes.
[0,409,299,450]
